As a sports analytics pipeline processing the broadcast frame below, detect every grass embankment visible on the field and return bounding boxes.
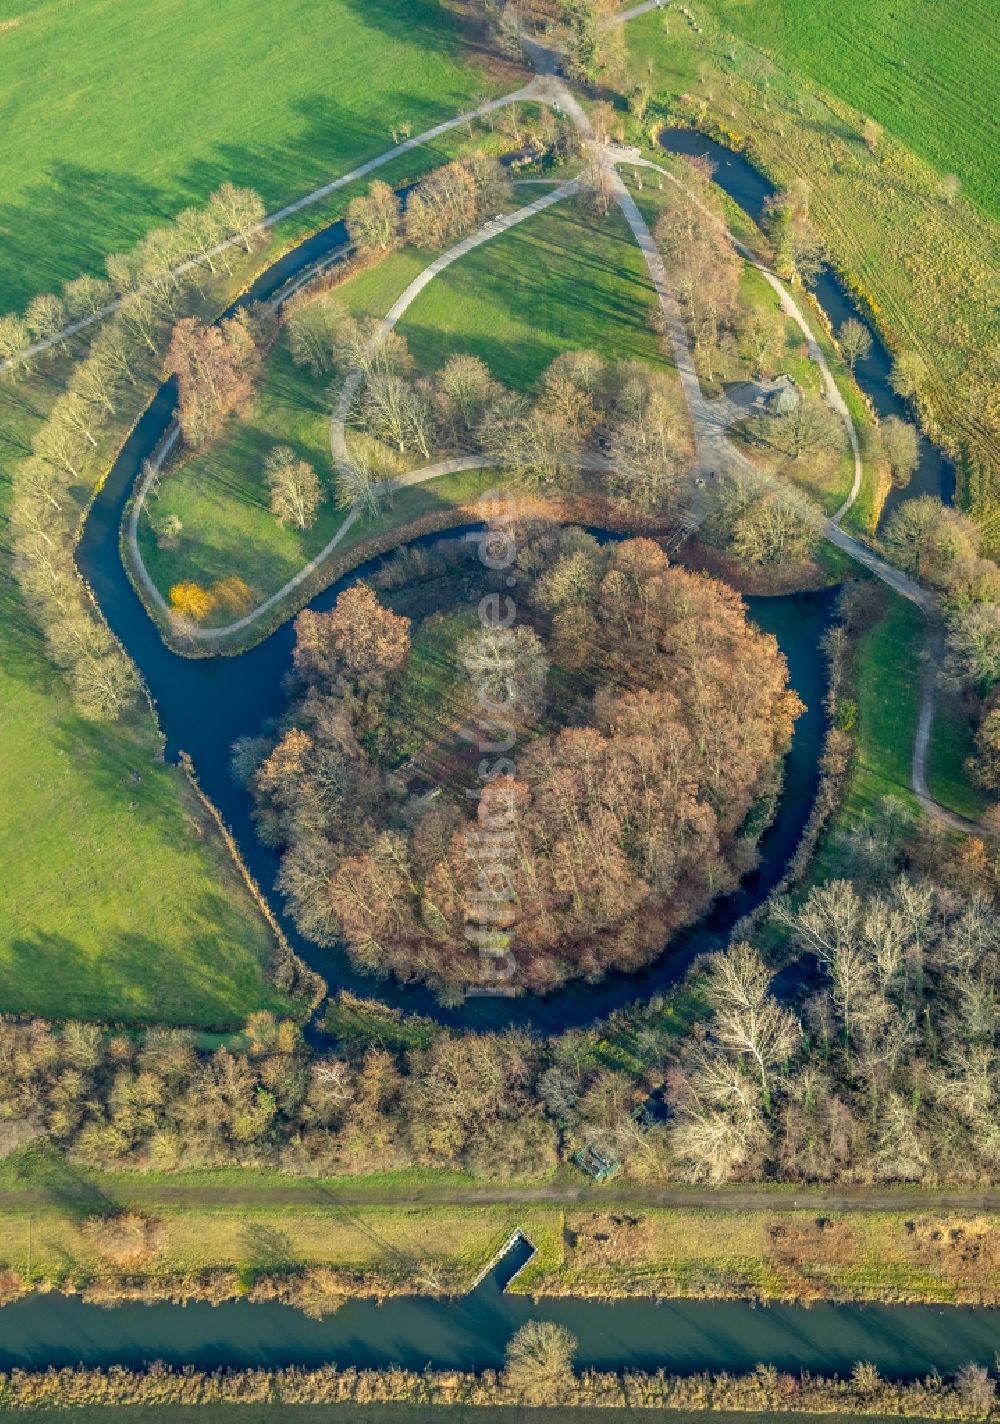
[0,1201,526,1298]
[0,0,503,311]
[807,586,987,870]
[841,591,924,819]
[0,1151,995,1307]
[142,200,673,622]
[697,0,1000,221]
[536,1208,1000,1304]
[621,7,1000,532]
[0,367,291,1026]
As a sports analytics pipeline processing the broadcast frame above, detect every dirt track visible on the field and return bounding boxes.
[3,1177,998,1214]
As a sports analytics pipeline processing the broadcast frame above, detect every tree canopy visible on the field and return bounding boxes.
[244,526,800,996]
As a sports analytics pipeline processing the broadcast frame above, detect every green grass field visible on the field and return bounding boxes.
[699,0,1000,219]
[141,199,672,618]
[0,0,499,310]
[843,592,922,817]
[927,686,992,822]
[397,199,669,387]
[621,8,1000,531]
[0,359,290,1027]
[825,590,925,841]
[0,589,290,1025]
[808,585,989,877]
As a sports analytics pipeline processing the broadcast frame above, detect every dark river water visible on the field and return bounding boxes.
[38,126,987,1384]
[71,155,845,1033]
[2,1240,997,1376]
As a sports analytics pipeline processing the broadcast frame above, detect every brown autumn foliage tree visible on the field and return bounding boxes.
[168,312,260,449]
[248,529,800,995]
[293,583,410,685]
[404,154,512,248]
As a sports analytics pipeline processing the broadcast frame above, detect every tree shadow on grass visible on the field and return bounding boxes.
[1,0,505,310]
[0,164,172,312]
[239,1221,299,1288]
[3,914,281,1030]
[11,1142,119,1222]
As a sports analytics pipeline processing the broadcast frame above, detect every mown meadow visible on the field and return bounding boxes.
[0,0,501,310]
[139,197,674,617]
[699,0,1000,220]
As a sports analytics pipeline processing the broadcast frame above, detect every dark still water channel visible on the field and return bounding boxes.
[1,1241,997,1376]
[79,406,834,1032]
[658,129,955,521]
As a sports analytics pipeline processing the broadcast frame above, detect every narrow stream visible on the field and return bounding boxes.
[2,1239,997,1376]
[659,129,955,520]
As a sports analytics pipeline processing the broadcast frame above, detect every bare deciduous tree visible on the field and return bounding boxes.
[878,414,919,488]
[705,942,799,1110]
[209,182,266,253]
[838,317,872,371]
[346,181,402,253]
[504,1321,577,1405]
[264,445,323,529]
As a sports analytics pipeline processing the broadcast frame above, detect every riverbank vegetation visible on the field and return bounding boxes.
[0,1412,988,1424]
[617,5,1000,542]
[0,1356,995,1416]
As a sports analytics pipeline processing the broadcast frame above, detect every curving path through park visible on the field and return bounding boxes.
[118,18,989,836]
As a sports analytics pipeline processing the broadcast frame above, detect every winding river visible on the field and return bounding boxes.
[21,118,987,1389]
[75,133,955,1033]
[77,208,837,1034]
[80,133,957,1030]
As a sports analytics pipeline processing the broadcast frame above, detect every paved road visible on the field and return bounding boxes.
[608,0,669,26]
